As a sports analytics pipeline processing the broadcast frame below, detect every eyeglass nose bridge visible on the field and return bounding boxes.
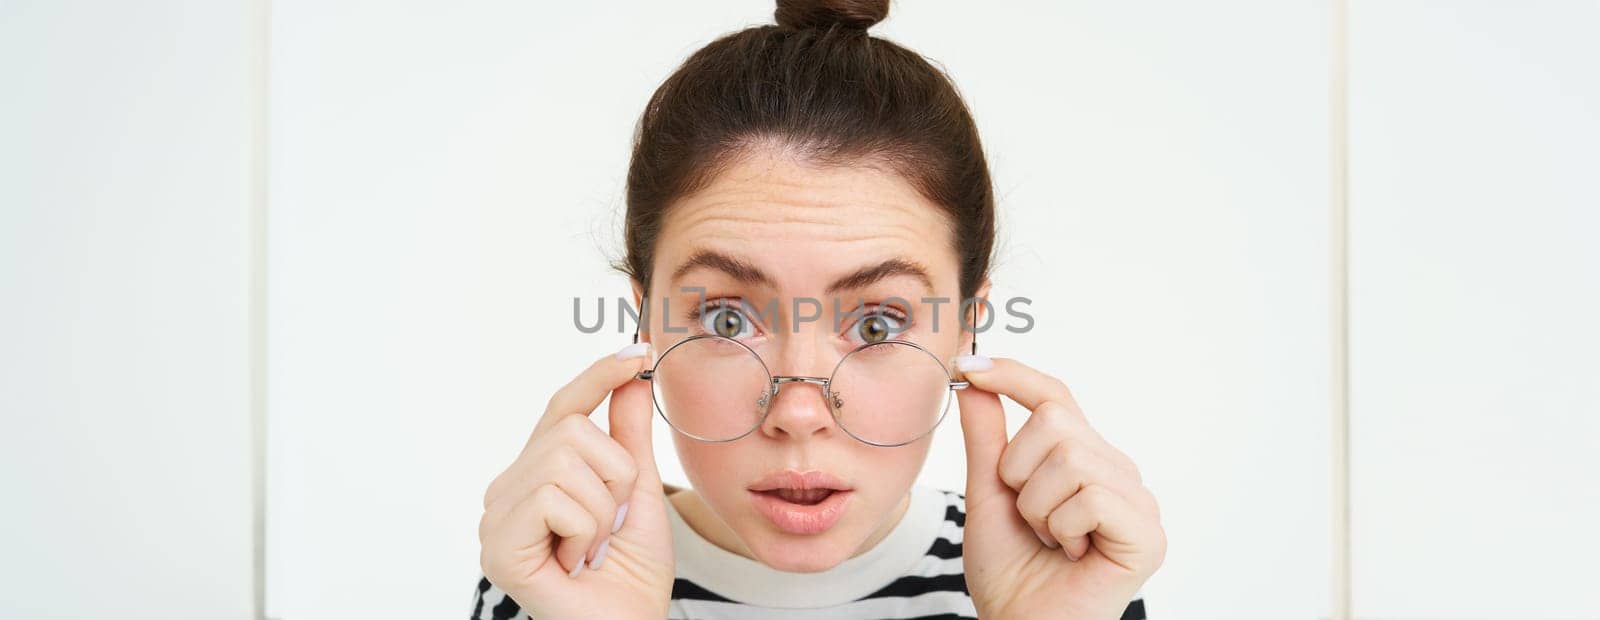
[764,375,838,410]
[770,375,830,389]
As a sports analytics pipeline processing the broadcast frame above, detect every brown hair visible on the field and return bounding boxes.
[615,0,996,303]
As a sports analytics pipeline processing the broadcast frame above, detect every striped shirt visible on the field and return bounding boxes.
[471,484,1148,619]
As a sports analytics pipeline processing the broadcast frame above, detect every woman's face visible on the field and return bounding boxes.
[640,145,980,572]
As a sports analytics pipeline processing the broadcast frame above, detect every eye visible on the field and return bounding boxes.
[698,301,757,339]
[849,309,906,345]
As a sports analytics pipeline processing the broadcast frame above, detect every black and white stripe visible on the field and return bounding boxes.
[470,490,1147,619]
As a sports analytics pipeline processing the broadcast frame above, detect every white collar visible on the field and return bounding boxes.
[664,483,948,608]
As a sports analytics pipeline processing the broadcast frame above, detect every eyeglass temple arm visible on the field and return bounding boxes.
[632,295,643,345]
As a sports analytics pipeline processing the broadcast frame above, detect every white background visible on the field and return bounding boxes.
[2,1,258,617]
[3,1,1596,619]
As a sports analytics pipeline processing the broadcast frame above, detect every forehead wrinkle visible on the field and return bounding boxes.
[653,150,962,296]
[670,195,935,245]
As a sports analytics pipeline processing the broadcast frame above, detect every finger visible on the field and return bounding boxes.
[533,342,652,438]
[1015,441,1142,551]
[557,415,640,510]
[485,416,638,515]
[608,362,661,511]
[996,401,1078,493]
[544,450,621,563]
[998,401,1136,493]
[958,357,1080,413]
[966,365,1145,482]
[498,484,598,578]
[1046,483,1145,565]
[956,374,1011,505]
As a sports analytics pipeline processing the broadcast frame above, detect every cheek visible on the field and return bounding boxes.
[860,440,932,493]
[672,436,750,496]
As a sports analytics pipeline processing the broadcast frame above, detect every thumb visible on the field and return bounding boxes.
[608,374,662,489]
[957,381,1011,506]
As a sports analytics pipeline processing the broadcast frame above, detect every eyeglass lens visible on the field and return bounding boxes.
[647,336,954,445]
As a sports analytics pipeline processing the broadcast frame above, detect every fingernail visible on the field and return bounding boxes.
[615,342,649,360]
[568,557,584,578]
[955,354,993,372]
[589,537,611,570]
[612,502,629,533]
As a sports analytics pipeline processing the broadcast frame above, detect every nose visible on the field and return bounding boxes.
[757,341,841,441]
[759,376,837,440]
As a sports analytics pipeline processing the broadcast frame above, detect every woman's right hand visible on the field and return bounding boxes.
[479,342,674,619]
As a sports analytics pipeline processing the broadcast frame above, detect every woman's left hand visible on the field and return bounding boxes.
[955,356,1166,619]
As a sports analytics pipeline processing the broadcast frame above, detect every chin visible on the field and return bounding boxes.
[746,530,855,573]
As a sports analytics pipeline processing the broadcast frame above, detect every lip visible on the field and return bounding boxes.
[747,469,853,492]
[746,469,854,535]
[749,488,853,535]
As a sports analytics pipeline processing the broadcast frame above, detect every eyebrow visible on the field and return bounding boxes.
[670,249,774,289]
[668,249,935,297]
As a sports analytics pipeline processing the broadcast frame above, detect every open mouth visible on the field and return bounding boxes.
[747,469,854,534]
[756,488,837,505]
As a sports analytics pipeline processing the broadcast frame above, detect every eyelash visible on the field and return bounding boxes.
[686,298,911,340]
[686,298,758,338]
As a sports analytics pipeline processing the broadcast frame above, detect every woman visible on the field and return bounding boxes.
[473,0,1165,617]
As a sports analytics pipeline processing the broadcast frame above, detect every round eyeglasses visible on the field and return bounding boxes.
[633,334,970,447]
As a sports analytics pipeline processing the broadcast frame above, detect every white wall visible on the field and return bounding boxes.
[7,1,1597,619]
[265,1,1331,618]
[0,1,259,617]
[1348,2,1600,618]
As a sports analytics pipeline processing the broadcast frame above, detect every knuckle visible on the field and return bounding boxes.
[1050,444,1086,477]
[546,383,576,413]
[1015,494,1046,525]
[996,451,1025,489]
[1036,405,1073,435]
[479,548,495,576]
[554,418,593,446]
[531,482,561,505]
[1047,445,1075,471]
[1084,484,1115,510]
[1064,437,1095,463]
[553,448,586,476]
[1046,508,1071,540]
[1116,452,1141,479]
[556,413,591,435]
[614,452,640,487]
[1042,398,1084,426]
[482,477,502,510]
[556,412,588,431]
[574,512,599,539]
[1050,375,1070,394]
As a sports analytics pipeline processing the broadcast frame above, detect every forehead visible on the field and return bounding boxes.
[651,149,957,295]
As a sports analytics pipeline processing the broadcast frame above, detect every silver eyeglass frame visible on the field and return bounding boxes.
[632,332,972,447]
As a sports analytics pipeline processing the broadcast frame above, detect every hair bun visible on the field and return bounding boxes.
[774,0,889,31]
